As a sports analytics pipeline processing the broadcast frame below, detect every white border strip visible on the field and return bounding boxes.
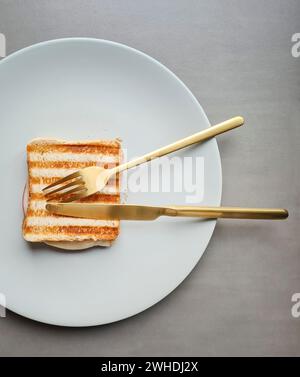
[29,152,118,163]
[26,217,117,227]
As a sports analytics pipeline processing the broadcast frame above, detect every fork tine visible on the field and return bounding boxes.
[46,186,87,201]
[44,178,84,197]
[42,171,81,191]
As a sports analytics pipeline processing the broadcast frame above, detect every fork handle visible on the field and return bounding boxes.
[163,206,288,220]
[112,116,244,174]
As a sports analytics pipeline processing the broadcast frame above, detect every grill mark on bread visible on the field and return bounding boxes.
[25,226,119,240]
[30,176,120,185]
[80,193,120,203]
[29,161,120,169]
[30,183,118,196]
[27,144,120,155]
[30,161,97,169]
[27,209,54,217]
[29,193,120,202]
[27,209,115,219]
[27,208,120,218]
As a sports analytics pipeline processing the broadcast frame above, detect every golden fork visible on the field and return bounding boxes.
[43,116,244,202]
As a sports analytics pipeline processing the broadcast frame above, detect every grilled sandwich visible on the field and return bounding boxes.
[22,138,121,249]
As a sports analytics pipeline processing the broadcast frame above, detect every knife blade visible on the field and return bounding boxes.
[46,203,167,220]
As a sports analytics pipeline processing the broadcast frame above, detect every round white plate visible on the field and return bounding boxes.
[0,38,221,326]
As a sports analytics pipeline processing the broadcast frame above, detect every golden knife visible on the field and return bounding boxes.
[46,203,288,220]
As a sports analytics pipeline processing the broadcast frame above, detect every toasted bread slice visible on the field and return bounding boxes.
[22,138,121,249]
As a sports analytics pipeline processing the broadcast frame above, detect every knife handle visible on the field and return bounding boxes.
[164,206,289,220]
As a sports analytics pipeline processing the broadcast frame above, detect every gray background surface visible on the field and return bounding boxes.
[0,0,299,356]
